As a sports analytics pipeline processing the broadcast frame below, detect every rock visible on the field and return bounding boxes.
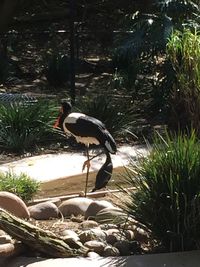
[106,234,125,245]
[103,245,120,256]
[100,223,118,230]
[95,207,127,225]
[80,220,99,229]
[48,198,62,206]
[71,215,84,223]
[0,241,25,257]
[124,230,135,241]
[105,229,120,245]
[79,228,106,243]
[28,201,59,220]
[85,200,114,219]
[133,227,149,243]
[114,240,131,256]
[0,230,6,236]
[0,235,12,244]
[79,230,93,243]
[0,243,15,257]
[84,240,106,254]
[0,191,30,219]
[58,198,93,217]
[61,230,80,242]
[90,228,106,240]
[87,251,100,258]
[120,222,132,230]
[106,229,120,236]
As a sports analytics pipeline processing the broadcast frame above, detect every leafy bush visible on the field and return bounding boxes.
[0,172,40,201]
[167,29,200,133]
[0,100,57,153]
[124,131,200,252]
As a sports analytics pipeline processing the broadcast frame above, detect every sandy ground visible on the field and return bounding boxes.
[0,145,149,182]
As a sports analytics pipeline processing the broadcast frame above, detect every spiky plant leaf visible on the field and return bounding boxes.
[123,130,200,251]
[0,101,57,153]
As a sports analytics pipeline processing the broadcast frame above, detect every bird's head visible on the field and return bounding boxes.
[53,100,72,130]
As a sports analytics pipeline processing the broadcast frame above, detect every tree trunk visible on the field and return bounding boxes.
[0,208,88,258]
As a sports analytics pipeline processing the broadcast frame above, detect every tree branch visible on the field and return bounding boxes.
[0,208,88,258]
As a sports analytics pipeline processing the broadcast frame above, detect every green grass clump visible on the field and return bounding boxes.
[124,131,200,252]
[0,100,57,153]
[0,172,40,201]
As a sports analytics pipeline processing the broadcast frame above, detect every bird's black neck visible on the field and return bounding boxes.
[59,101,72,129]
[105,151,111,163]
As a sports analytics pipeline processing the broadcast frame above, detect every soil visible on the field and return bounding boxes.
[35,166,126,198]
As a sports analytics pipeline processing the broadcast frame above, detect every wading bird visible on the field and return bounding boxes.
[92,151,113,192]
[54,100,116,195]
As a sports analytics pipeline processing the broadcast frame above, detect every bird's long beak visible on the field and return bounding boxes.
[53,107,63,128]
[53,116,61,128]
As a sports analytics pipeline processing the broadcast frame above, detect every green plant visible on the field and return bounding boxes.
[124,130,200,252]
[167,29,200,133]
[0,100,57,153]
[0,171,40,201]
[113,0,199,67]
[112,0,199,119]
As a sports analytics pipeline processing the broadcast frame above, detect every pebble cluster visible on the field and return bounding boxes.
[0,191,150,258]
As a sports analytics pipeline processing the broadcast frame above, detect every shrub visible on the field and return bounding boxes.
[167,29,200,134]
[124,130,200,252]
[0,172,40,201]
[0,100,57,153]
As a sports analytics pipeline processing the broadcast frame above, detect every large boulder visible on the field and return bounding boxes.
[85,200,114,219]
[28,201,59,220]
[0,191,29,219]
[58,197,93,217]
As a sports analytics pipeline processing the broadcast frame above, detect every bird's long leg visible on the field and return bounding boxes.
[84,146,90,198]
[82,151,104,172]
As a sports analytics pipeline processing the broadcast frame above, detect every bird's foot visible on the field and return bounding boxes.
[82,160,91,172]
